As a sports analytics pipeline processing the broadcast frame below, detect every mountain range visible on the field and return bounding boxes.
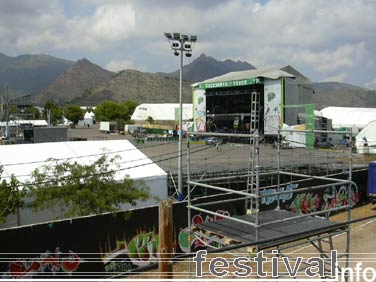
[0,53,73,96]
[159,53,255,82]
[0,52,375,109]
[33,58,114,104]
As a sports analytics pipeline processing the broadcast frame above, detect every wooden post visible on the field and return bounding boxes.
[159,199,173,278]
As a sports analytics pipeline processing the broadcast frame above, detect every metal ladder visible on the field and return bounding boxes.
[246,92,260,214]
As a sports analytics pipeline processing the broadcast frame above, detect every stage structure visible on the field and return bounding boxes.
[192,67,315,143]
[185,128,355,279]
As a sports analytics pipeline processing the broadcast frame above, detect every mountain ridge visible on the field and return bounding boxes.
[33,58,114,105]
[0,53,74,96]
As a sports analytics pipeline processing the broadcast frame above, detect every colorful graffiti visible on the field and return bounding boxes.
[178,210,230,253]
[321,184,359,216]
[288,184,359,216]
[260,183,299,205]
[102,210,231,260]
[101,231,161,273]
[2,248,80,278]
[289,193,321,214]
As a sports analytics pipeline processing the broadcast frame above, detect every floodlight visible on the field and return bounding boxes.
[186,53,192,58]
[174,51,179,56]
[190,35,197,42]
[173,33,180,40]
[184,43,192,51]
[181,34,189,41]
[164,32,172,39]
[172,41,181,50]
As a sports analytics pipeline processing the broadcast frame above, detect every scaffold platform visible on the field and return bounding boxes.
[194,209,346,249]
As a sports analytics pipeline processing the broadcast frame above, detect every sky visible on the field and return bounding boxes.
[0,0,376,89]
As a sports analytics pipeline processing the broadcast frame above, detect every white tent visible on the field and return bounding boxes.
[131,103,193,121]
[0,140,167,228]
[355,120,376,154]
[83,111,94,125]
[321,107,376,133]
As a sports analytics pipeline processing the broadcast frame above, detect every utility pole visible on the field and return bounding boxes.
[158,199,173,278]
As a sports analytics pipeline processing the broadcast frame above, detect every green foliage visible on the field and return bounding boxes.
[95,100,138,131]
[94,100,138,124]
[43,100,63,124]
[64,104,84,125]
[27,155,151,218]
[146,116,154,124]
[0,167,25,223]
[21,107,41,120]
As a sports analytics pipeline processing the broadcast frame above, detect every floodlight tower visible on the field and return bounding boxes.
[164,32,197,200]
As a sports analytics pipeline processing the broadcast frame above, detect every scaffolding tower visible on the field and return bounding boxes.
[186,128,355,279]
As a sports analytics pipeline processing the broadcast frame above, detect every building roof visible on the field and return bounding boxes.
[0,140,166,185]
[321,107,376,129]
[192,67,296,88]
[131,103,193,121]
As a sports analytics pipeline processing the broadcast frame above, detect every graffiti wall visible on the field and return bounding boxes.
[0,193,244,278]
[0,170,367,278]
[259,170,365,215]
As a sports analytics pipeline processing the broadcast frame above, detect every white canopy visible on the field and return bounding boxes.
[131,103,193,121]
[321,107,376,132]
[0,140,168,228]
[0,140,166,184]
[84,111,94,119]
[355,120,376,154]
[0,120,48,127]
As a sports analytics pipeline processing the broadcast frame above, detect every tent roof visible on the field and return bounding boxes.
[0,120,48,127]
[321,107,376,128]
[192,67,295,87]
[131,103,192,121]
[0,140,166,185]
[84,111,93,119]
[356,120,376,141]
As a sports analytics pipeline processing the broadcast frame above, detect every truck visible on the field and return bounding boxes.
[368,162,376,204]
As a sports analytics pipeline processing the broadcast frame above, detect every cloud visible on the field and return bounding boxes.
[365,79,376,90]
[324,73,348,83]
[105,58,143,72]
[82,4,136,42]
[0,0,375,86]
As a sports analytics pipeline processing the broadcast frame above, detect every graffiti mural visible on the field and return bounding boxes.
[287,184,359,216]
[101,231,164,273]
[321,184,359,216]
[260,183,299,205]
[2,248,80,278]
[178,210,230,253]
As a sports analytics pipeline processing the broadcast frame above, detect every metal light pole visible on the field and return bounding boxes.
[164,32,197,200]
[1,85,31,139]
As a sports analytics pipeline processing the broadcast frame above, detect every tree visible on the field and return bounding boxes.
[64,104,84,125]
[95,100,139,131]
[43,100,63,124]
[94,100,138,123]
[0,167,25,223]
[146,116,154,124]
[27,155,151,218]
